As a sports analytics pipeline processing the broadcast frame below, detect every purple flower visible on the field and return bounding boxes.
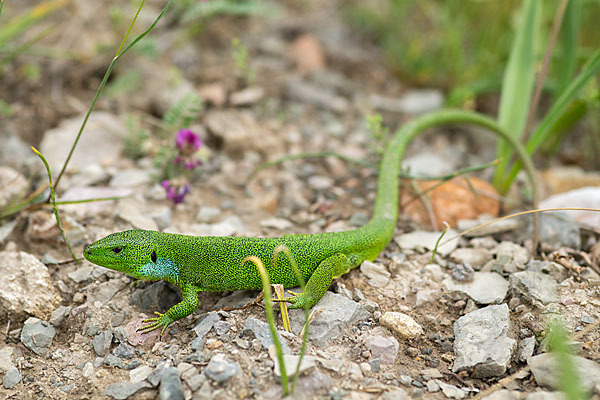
[161,180,190,204]
[174,155,203,170]
[176,129,202,155]
[174,129,203,170]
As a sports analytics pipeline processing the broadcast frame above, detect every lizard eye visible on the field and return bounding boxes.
[112,247,122,254]
[150,251,157,263]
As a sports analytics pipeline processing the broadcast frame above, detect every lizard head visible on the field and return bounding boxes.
[84,229,159,279]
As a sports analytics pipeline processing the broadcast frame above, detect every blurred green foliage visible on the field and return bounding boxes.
[347,0,599,102]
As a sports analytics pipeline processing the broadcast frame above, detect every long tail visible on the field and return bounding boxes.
[361,109,538,255]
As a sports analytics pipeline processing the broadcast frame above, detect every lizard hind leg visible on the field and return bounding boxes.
[286,253,360,309]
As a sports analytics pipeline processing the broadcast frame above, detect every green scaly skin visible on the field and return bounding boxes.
[84,110,538,336]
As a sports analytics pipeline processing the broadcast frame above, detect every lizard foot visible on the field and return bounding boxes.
[137,311,173,337]
[273,291,316,309]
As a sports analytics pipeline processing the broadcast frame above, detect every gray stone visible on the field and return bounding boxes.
[190,337,204,352]
[289,292,370,347]
[192,312,221,339]
[116,198,158,231]
[130,281,182,313]
[380,387,409,400]
[403,152,455,176]
[104,354,124,369]
[230,86,265,105]
[426,380,440,392]
[528,353,600,393]
[185,373,205,391]
[103,381,151,400]
[242,317,291,354]
[204,109,278,156]
[159,367,184,400]
[0,219,17,244]
[272,353,316,378]
[285,78,349,113]
[395,230,459,256]
[49,306,72,327]
[422,368,443,380]
[2,366,21,389]
[486,242,529,273]
[113,343,134,359]
[260,217,294,230]
[450,248,493,269]
[522,212,581,250]
[458,215,520,237]
[129,365,153,384]
[0,252,62,320]
[190,216,246,237]
[0,167,28,209]
[517,336,536,363]
[453,304,516,378]
[214,291,257,309]
[0,131,34,169]
[525,392,567,400]
[443,272,509,305]
[151,206,172,231]
[93,330,113,357]
[365,336,399,365]
[204,354,239,383]
[40,112,127,173]
[20,317,56,356]
[196,206,221,223]
[526,260,568,283]
[481,389,519,400]
[109,168,153,188]
[380,312,424,339]
[369,90,443,115]
[360,261,390,288]
[510,271,559,306]
[213,321,230,335]
[92,281,126,304]
[57,186,133,219]
[0,347,17,374]
[436,380,467,399]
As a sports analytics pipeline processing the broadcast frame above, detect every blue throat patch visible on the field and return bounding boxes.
[140,258,180,280]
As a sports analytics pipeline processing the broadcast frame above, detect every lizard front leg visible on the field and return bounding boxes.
[138,282,199,337]
[284,253,361,309]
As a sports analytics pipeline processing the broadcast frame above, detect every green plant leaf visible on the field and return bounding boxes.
[500,47,600,193]
[556,0,579,99]
[493,0,540,191]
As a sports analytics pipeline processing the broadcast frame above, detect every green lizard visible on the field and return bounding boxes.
[83,110,538,336]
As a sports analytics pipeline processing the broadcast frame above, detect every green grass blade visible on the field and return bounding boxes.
[547,322,586,400]
[493,0,540,191]
[243,256,289,395]
[0,0,66,47]
[273,245,309,394]
[31,147,77,262]
[556,0,579,98]
[501,48,600,193]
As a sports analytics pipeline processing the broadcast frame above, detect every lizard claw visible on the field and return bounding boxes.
[137,312,173,337]
[272,291,313,309]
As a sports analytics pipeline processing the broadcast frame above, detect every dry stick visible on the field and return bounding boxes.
[521,0,570,144]
[441,207,600,246]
